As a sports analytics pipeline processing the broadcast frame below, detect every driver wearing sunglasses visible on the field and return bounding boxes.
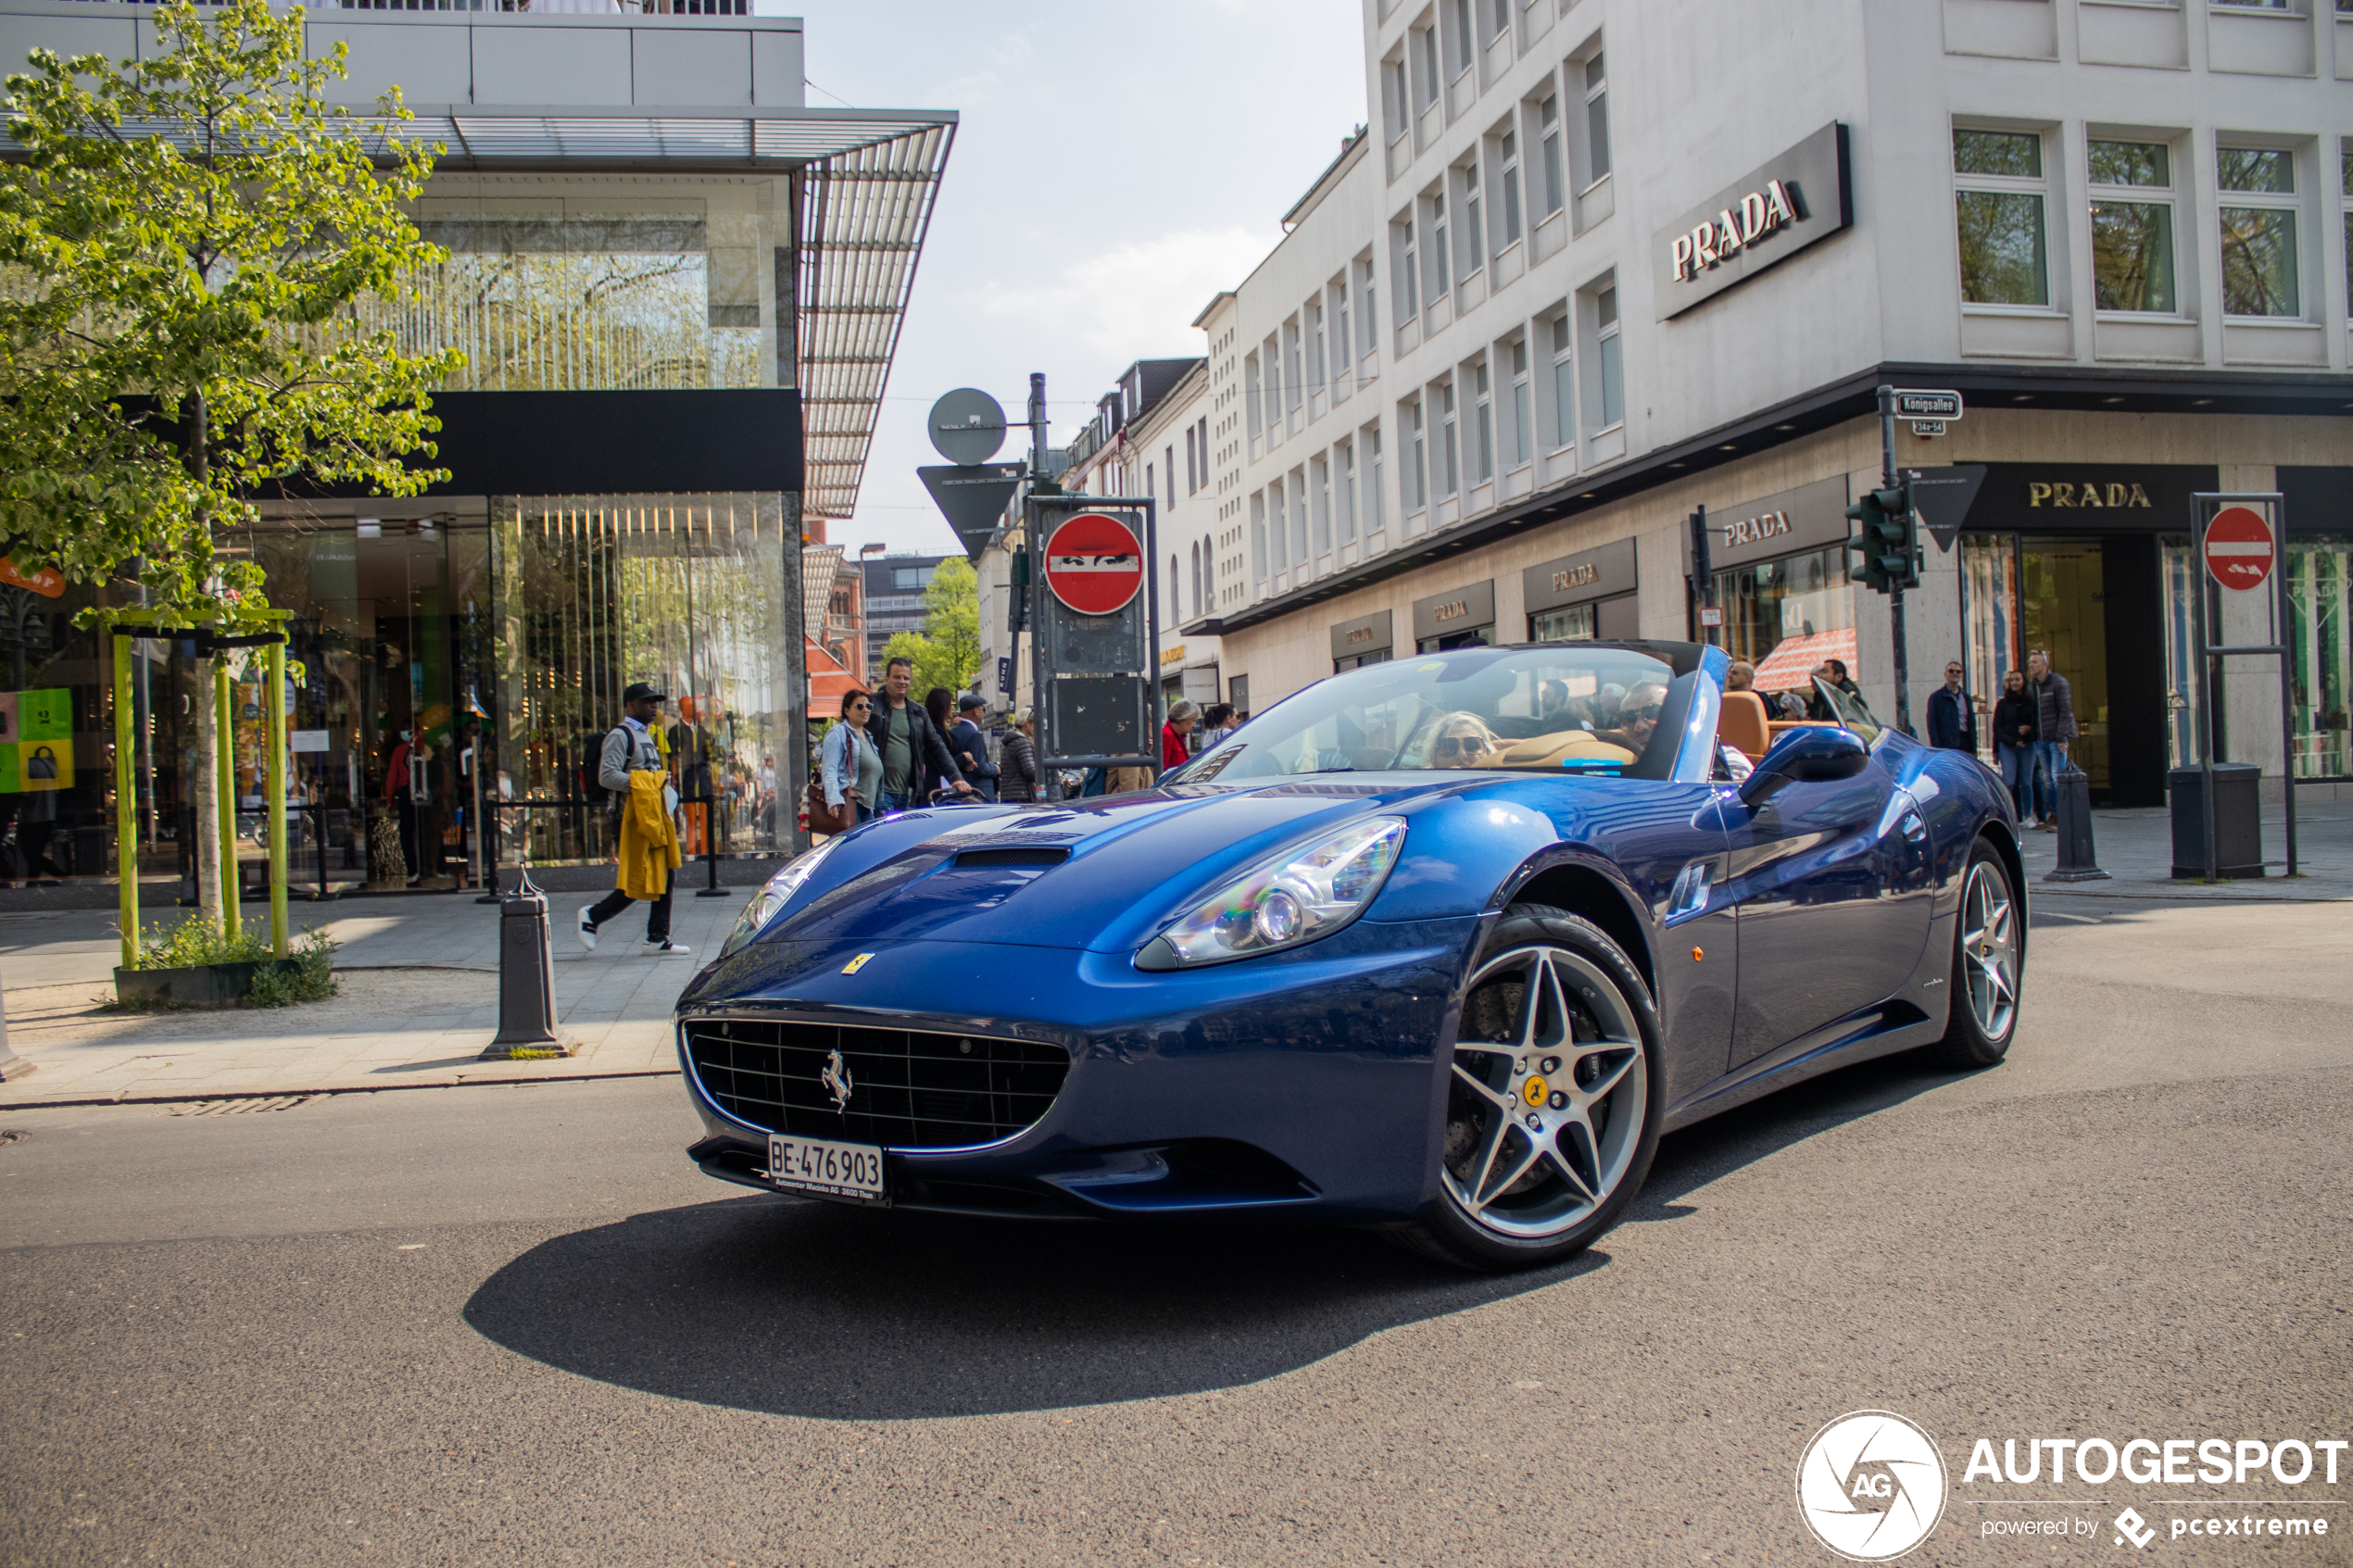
[1424,712,1502,770]
[1595,681,1668,756]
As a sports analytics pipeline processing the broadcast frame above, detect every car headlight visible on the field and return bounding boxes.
[719,837,843,959]
[1136,816,1405,970]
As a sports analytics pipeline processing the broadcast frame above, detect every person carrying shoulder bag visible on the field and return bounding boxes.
[577,683,691,956]
[814,689,882,832]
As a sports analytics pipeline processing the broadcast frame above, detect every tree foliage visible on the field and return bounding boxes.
[876,556,979,696]
[0,0,461,627]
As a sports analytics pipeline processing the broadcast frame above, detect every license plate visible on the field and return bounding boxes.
[767,1134,886,1201]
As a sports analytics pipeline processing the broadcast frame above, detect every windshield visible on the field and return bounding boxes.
[1171,643,1707,784]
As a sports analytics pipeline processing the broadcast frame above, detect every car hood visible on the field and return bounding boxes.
[758,776,1508,955]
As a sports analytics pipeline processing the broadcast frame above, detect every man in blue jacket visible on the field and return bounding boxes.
[950,692,1000,802]
[1926,659,1980,752]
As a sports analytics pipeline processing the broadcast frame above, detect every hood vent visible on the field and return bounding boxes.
[952,846,1071,870]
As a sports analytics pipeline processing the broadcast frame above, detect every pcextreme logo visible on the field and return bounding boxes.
[1795,1411,1949,1562]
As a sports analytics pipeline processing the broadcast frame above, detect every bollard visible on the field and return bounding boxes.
[479,868,574,1059]
[2042,755,2111,884]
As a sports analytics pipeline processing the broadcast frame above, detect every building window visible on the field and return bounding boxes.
[1429,191,1450,300]
[1440,381,1460,497]
[1339,439,1358,545]
[1313,457,1332,556]
[1549,312,1574,450]
[2088,139,2176,314]
[1269,483,1289,572]
[1251,493,1267,583]
[1508,336,1531,468]
[1530,602,1598,643]
[1954,128,2050,307]
[1185,425,1199,495]
[2218,145,2300,319]
[1382,55,1409,146]
[1500,127,1523,245]
[1196,416,1209,485]
[1285,320,1304,414]
[1581,53,1610,185]
[1291,470,1310,566]
[1489,0,1511,41]
[1447,0,1472,74]
[1368,425,1387,534]
[1245,354,1263,436]
[1713,546,1856,674]
[1336,281,1355,385]
[1473,359,1494,483]
[1357,257,1378,356]
[1145,462,1154,503]
[1595,287,1623,430]
[1538,94,1565,217]
[1397,216,1419,325]
[1462,156,1483,276]
[1189,542,1202,617]
[1410,399,1428,510]
[1416,23,1440,109]
[1165,446,1176,508]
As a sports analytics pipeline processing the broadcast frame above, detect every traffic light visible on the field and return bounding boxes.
[1844,483,1917,594]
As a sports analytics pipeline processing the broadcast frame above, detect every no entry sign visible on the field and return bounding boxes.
[1044,511,1143,616]
[2204,505,2275,591]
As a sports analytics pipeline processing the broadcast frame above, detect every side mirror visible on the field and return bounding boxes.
[1739,726,1869,808]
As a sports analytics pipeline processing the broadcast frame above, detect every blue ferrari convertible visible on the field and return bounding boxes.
[676,641,2023,1270]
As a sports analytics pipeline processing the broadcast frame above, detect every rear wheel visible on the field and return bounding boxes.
[1400,906,1662,1272]
[1927,839,2020,1070]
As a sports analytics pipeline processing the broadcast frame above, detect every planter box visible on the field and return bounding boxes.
[115,959,302,1007]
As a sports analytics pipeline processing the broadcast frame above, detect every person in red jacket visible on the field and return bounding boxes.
[1161,700,1199,774]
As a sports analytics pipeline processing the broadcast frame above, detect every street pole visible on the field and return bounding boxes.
[215,657,238,938]
[1877,385,1913,737]
[1026,372,1056,802]
[1688,507,1714,646]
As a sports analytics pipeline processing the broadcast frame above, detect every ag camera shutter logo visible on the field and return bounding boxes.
[1795,1411,1949,1561]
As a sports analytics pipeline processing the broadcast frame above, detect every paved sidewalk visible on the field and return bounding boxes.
[2018,795,2353,901]
[0,886,752,1107]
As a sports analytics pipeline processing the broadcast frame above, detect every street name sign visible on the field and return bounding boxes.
[2204,505,2275,591]
[1892,390,1964,420]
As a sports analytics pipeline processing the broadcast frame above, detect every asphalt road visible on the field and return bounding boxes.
[3,894,2347,1567]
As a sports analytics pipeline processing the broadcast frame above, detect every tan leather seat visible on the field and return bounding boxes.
[1718,690,1771,761]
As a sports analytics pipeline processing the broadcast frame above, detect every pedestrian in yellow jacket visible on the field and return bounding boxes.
[578,684,693,957]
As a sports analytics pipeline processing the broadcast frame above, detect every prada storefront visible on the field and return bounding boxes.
[1414,580,1498,654]
[1524,537,1638,643]
[1329,608,1396,672]
[1953,463,2215,808]
[1683,476,1856,691]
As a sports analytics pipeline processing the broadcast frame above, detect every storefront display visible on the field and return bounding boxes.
[1329,608,1395,672]
[1524,537,1637,643]
[1413,580,1496,653]
[1686,476,1854,687]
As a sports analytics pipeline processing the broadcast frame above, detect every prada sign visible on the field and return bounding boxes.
[1681,475,1853,573]
[1411,579,1497,643]
[1653,123,1853,320]
[1523,536,1637,614]
[1960,464,2220,533]
[1327,608,1394,661]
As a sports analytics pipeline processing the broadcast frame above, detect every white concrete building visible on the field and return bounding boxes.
[1189,0,2352,807]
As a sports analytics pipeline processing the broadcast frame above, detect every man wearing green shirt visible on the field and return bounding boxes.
[864,656,970,813]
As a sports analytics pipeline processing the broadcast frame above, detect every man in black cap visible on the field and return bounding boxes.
[950,692,1000,802]
[579,682,691,956]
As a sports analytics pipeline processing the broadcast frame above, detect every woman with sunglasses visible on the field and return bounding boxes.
[820,689,885,825]
[1423,712,1502,770]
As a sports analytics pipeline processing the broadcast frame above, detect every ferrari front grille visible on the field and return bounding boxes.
[685,1018,1070,1150]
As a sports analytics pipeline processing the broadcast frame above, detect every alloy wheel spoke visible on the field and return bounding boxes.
[1548,1115,1603,1204]
[1451,1058,1516,1111]
[1572,1040,1640,1103]
[1478,1138,1546,1209]
[1462,1104,1514,1206]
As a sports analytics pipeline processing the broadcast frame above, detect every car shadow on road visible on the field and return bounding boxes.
[463,1196,1604,1421]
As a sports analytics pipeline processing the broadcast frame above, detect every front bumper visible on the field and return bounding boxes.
[675,915,1482,1223]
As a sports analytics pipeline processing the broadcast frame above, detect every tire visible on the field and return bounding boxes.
[1398,904,1663,1272]
[1926,838,2022,1071]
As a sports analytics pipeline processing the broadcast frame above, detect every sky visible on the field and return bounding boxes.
[764,0,1368,558]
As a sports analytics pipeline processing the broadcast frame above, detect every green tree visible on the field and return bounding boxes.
[875,558,979,696]
[0,0,461,918]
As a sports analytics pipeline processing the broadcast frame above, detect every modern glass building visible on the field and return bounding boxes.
[0,5,950,892]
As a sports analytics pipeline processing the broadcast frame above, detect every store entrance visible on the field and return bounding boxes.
[1963,533,2167,808]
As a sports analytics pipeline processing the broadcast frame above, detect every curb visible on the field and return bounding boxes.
[0,1066,682,1112]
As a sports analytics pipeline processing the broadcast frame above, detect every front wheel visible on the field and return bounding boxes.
[1927,838,2021,1070]
[1399,906,1662,1272]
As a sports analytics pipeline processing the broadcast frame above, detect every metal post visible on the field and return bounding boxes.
[266,638,287,957]
[1028,371,1049,479]
[1029,495,1056,801]
[113,629,138,972]
[1144,496,1162,779]
[1688,507,1714,645]
[2276,496,2297,878]
[1877,385,1913,737]
[2191,506,2218,884]
[214,656,238,937]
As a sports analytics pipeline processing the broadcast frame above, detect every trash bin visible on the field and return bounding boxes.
[2168,763,2263,879]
